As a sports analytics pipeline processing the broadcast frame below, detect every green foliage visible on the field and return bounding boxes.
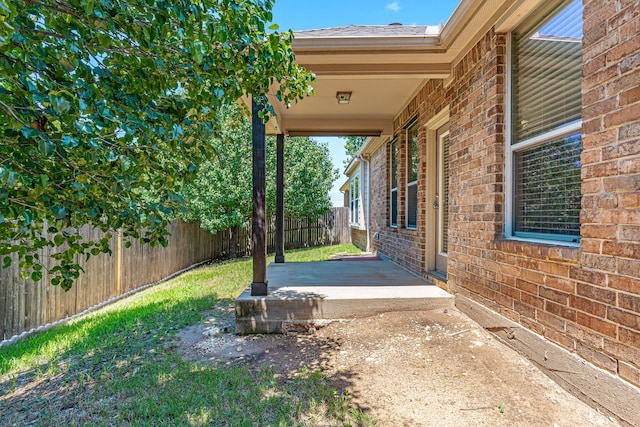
[179,105,253,233]
[342,136,367,167]
[268,132,339,224]
[180,105,338,233]
[0,0,314,289]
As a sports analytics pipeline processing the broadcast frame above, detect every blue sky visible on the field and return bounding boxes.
[270,1,461,206]
[271,1,460,30]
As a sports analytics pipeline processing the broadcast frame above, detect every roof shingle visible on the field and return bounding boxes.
[294,24,441,38]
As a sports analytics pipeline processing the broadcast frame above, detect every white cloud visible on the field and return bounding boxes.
[386,1,401,12]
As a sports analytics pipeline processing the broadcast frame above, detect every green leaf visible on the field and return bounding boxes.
[119,155,131,171]
[21,126,38,139]
[22,210,32,225]
[50,93,71,114]
[61,135,77,147]
[52,206,67,220]
[54,234,65,246]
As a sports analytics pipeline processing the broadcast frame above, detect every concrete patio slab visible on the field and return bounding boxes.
[235,260,453,334]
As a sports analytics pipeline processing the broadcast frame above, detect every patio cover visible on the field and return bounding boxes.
[244,0,546,293]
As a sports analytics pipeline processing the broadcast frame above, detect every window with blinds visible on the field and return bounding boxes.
[390,139,398,227]
[407,122,419,229]
[350,175,359,225]
[440,133,450,253]
[509,0,583,243]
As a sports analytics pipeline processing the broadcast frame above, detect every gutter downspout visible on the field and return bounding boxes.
[357,155,371,252]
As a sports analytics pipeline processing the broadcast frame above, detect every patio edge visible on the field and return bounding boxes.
[235,287,453,334]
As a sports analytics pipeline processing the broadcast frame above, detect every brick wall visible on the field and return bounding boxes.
[579,0,640,385]
[367,4,640,388]
[371,80,450,272]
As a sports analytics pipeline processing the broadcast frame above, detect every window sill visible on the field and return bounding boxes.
[496,238,579,263]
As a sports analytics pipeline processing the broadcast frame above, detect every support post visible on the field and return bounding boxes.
[251,98,267,296]
[275,133,285,263]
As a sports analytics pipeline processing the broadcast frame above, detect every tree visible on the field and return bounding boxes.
[181,105,338,233]
[269,133,337,222]
[179,106,253,233]
[342,136,367,167]
[0,0,314,289]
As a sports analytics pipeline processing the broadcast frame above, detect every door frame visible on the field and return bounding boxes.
[424,107,450,276]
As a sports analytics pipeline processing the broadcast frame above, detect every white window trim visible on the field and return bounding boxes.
[406,181,417,230]
[505,33,581,248]
[390,139,398,228]
[350,174,360,227]
[390,189,398,228]
[406,122,418,230]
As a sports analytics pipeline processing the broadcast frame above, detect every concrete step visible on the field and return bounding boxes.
[235,261,453,334]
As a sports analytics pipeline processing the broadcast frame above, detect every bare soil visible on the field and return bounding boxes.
[179,306,621,427]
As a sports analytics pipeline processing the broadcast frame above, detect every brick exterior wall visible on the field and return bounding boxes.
[367,1,640,387]
[580,0,640,385]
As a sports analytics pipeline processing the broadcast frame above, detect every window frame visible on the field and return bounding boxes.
[350,174,360,227]
[406,120,419,230]
[389,138,398,228]
[505,0,582,247]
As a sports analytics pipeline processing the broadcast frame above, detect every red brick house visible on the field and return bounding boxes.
[255,0,639,417]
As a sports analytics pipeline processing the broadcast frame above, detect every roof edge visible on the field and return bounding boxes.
[292,34,442,52]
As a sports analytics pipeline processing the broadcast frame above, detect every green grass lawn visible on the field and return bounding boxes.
[0,244,374,426]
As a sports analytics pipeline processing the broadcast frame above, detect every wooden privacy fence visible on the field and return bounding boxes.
[1,207,349,341]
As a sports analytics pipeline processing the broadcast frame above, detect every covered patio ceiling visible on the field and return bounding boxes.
[257,0,542,137]
[265,25,446,137]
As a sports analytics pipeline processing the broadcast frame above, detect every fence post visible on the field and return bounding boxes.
[116,229,122,296]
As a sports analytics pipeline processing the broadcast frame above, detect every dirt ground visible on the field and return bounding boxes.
[179,306,621,427]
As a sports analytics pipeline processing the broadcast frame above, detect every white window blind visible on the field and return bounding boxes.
[407,122,418,229]
[390,139,398,227]
[350,175,359,225]
[441,133,450,252]
[514,133,582,238]
[511,0,583,142]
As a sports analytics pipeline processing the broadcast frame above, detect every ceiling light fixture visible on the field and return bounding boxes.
[336,91,352,105]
